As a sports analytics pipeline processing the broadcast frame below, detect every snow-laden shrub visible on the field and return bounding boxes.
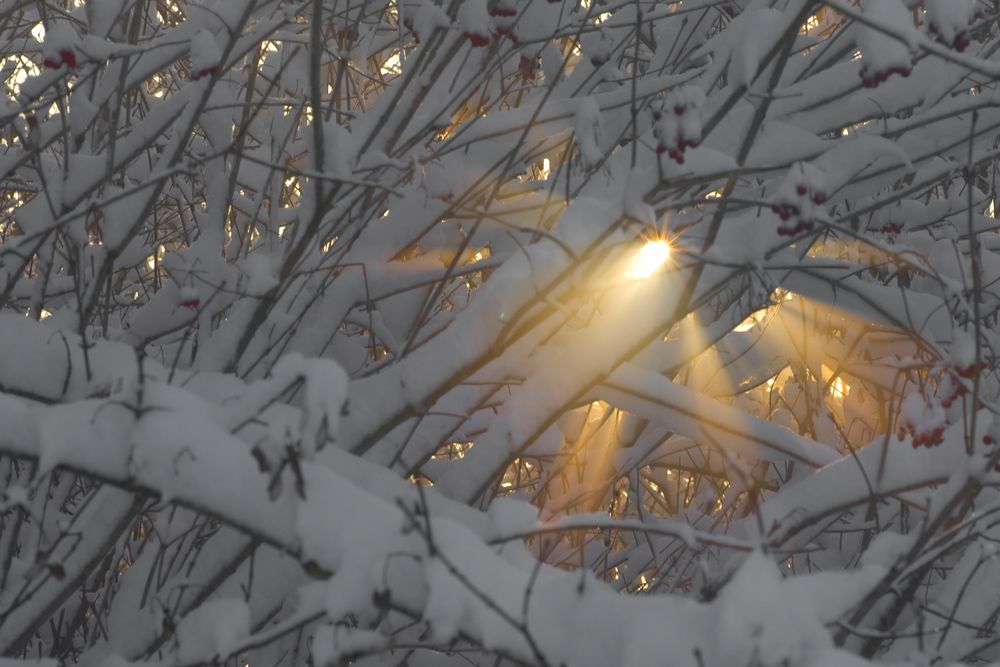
[2,0,1000,665]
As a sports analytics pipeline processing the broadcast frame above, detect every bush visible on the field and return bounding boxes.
[2,0,1000,665]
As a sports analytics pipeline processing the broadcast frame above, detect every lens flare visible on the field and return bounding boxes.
[627,240,671,278]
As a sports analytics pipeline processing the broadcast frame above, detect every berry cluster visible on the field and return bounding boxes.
[489,1,516,17]
[927,10,982,52]
[898,392,948,448]
[937,376,965,410]
[654,134,698,164]
[400,2,450,46]
[651,88,704,165]
[982,435,1000,472]
[880,222,904,234]
[903,422,946,449]
[401,15,420,42]
[489,1,518,43]
[178,287,201,310]
[462,31,491,47]
[776,219,814,237]
[860,63,911,89]
[191,65,220,81]
[771,163,827,236]
[458,0,499,48]
[42,48,76,71]
[898,342,991,449]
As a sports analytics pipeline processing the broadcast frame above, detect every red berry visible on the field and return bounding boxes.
[674,105,686,116]
[984,435,994,445]
[812,193,826,205]
[463,32,491,47]
[59,49,76,69]
[796,184,808,196]
[181,298,200,309]
[42,57,61,70]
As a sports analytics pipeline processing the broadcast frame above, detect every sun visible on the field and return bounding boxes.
[627,240,671,279]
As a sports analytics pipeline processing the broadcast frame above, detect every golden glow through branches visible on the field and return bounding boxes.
[627,240,671,279]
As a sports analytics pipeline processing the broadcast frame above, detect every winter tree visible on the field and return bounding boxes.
[2,0,1000,665]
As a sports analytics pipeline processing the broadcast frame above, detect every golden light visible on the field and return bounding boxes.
[380,50,402,76]
[627,240,670,279]
[538,157,551,180]
[831,376,850,399]
[822,364,851,399]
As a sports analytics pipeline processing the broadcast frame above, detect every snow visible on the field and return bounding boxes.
[175,597,250,663]
[312,625,387,666]
[711,551,830,667]
[8,0,1000,665]
[456,0,492,40]
[574,97,604,167]
[860,531,916,568]
[857,0,918,78]
[270,352,349,456]
[924,0,977,48]
[189,30,223,79]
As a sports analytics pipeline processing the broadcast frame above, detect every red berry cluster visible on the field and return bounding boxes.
[927,13,981,53]
[181,297,200,309]
[655,137,698,164]
[489,2,516,17]
[42,49,76,70]
[982,435,1000,472]
[860,64,911,88]
[880,222,903,234]
[773,183,826,236]
[897,343,992,450]
[776,219,813,237]
[905,423,945,448]
[935,361,982,409]
[463,31,492,47]
[652,105,698,165]
[897,391,947,448]
[463,19,519,47]
[402,16,419,43]
[953,360,988,380]
[191,65,220,81]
